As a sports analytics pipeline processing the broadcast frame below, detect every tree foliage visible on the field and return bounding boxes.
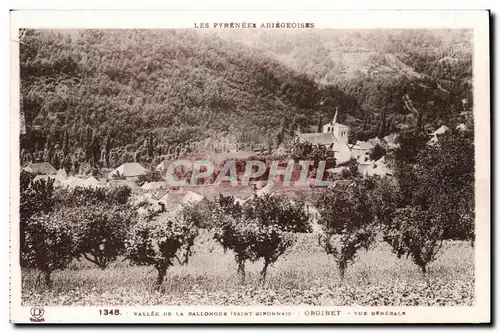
[385,207,444,274]
[393,129,474,242]
[415,129,475,242]
[22,208,78,287]
[20,171,137,281]
[20,29,471,174]
[20,171,56,267]
[55,185,132,207]
[374,128,475,272]
[125,205,200,288]
[212,194,310,283]
[370,144,386,161]
[68,203,136,269]
[314,181,376,280]
[136,170,163,187]
[20,29,326,171]
[20,171,56,220]
[287,141,335,166]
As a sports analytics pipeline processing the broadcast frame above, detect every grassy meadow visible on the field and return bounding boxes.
[22,232,474,306]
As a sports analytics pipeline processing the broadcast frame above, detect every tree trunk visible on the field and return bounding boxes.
[183,244,193,265]
[98,261,107,270]
[156,265,167,289]
[97,256,108,270]
[260,260,270,285]
[237,258,246,284]
[43,271,52,288]
[338,261,346,282]
[420,264,427,275]
[35,271,42,288]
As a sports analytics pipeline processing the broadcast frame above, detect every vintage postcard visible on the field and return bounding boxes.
[10,10,490,324]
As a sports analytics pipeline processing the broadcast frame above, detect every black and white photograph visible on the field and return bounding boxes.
[9,10,490,324]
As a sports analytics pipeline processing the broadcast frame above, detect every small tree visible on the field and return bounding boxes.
[368,177,408,258]
[376,159,449,274]
[391,129,474,250]
[20,171,56,268]
[126,208,199,289]
[212,196,252,284]
[244,195,310,283]
[70,203,136,269]
[20,171,56,220]
[386,207,444,274]
[250,223,296,283]
[212,194,310,284]
[22,208,77,287]
[416,130,475,245]
[174,203,209,265]
[314,181,376,281]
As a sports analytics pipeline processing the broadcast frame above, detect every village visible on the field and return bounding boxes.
[22,108,461,217]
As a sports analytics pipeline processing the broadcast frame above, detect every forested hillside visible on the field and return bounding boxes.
[20,29,330,173]
[20,29,473,174]
[217,29,473,138]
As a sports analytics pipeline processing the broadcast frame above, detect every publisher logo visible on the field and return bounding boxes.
[30,307,45,323]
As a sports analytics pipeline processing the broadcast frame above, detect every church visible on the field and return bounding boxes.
[295,108,353,164]
[321,108,350,143]
[293,107,400,179]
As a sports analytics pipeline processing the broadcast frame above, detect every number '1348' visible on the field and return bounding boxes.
[99,309,120,315]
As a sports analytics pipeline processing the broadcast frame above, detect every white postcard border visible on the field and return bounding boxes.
[9,9,490,324]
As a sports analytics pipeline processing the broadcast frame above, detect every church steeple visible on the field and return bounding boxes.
[331,107,349,143]
[332,107,339,125]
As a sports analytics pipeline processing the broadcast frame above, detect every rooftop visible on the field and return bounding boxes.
[298,133,337,146]
[24,162,57,175]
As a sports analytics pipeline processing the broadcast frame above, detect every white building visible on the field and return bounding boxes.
[298,108,352,164]
[363,156,393,178]
[428,125,449,146]
[322,108,349,143]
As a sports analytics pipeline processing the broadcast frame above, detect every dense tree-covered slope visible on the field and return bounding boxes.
[20,29,332,171]
[217,29,473,135]
[19,29,472,174]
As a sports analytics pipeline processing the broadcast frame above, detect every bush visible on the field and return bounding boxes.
[370,144,386,161]
[136,170,163,187]
[287,140,336,167]
[55,186,132,207]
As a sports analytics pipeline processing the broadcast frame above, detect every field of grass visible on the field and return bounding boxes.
[22,232,474,306]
